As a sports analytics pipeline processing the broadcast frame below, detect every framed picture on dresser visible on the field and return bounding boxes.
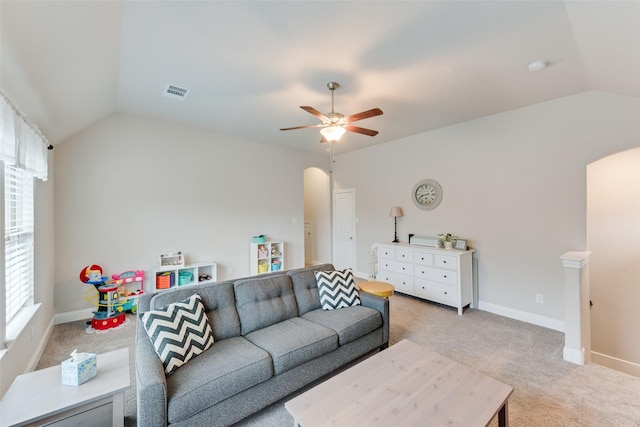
[454,239,468,250]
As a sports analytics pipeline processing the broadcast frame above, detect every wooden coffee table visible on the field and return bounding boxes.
[286,340,513,426]
[0,347,130,427]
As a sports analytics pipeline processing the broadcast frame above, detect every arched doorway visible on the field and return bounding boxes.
[587,146,640,377]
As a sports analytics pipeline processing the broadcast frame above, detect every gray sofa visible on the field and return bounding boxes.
[135,263,390,427]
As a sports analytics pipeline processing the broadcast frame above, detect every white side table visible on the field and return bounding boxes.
[0,347,130,427]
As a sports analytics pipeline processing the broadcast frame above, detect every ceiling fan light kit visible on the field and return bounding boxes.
[320,125,346,142]
[280,81,383,144]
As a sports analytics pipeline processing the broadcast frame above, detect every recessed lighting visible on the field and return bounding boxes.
[528,60,548,72]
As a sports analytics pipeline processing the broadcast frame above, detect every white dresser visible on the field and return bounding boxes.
[376,242,474,315]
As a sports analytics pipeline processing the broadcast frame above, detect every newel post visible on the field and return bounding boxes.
[560,251,591,365]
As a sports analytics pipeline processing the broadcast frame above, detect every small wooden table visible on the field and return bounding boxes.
[358,281,395,297]
[286,340,513,427]
[0,347,130,427]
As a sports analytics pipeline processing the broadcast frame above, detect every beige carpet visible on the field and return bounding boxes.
[36,293,640,426]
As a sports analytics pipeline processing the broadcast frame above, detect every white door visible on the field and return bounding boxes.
[333,189,356,270]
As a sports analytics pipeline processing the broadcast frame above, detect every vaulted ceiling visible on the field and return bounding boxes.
[2,1,639,155]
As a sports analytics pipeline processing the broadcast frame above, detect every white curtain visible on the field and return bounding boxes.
[0,90,49,181]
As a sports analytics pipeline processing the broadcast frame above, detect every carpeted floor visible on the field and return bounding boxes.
[36,293,640,426]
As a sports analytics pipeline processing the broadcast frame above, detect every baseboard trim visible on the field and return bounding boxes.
[54,308,93,325]
[592,351,640,377]
[478,300,565,332]
[563,346,586,365]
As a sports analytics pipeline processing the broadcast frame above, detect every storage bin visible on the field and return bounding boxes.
[252,235,267,243]
[271,261,281,271]
[156,272,173,289]
[258,262,269,273]
[258,246,268,258]
[178,271,192,285]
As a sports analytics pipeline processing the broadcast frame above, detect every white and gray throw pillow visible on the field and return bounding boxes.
[314,269,361,310]
[141,293,214,375]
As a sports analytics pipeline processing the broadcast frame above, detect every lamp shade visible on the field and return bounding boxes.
[389,207,403,218]
[320,125,346,142]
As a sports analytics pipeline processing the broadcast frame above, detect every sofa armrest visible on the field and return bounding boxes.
[137,291,154,314]
[359,292,389,347]
[135,321,169,427]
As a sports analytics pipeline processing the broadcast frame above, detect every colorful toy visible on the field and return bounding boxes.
[80,265,143,333]
[111,270,145,314]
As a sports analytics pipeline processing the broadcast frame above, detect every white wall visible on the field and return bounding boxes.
[588,147,640,375]
[303,167,332,266]
[333,91,640,330]
[53,113,323,315]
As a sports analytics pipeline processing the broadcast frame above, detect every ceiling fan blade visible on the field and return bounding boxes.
[300,106,328,121]
[280,124,325,131]
[345,125,379,137]
[344,108,383,123]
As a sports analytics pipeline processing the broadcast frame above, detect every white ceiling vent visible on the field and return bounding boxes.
[163,84,189,100]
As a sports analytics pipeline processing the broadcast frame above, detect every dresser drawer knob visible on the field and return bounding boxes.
[444,291,448,295]
[443,275,447,279]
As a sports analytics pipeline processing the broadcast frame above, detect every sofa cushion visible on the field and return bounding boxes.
[234,275,298,335]
[149,281,241,341]
[302,306,383,345]
[288,263,335,316]
[166,336,273,425]
[141,294,214,375]
[315,269,361,310]
[244,317,338,375]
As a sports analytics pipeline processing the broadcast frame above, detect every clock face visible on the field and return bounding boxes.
[412,179,442,210]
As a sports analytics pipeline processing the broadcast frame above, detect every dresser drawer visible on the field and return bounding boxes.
[378,247,395,259]
[415,266,457,285]
[379,259,412,275]
[395,249,414,262]
[413,252,434,266]
[377,270,414,294]
[415,279,457,305]
[435,254,458,269]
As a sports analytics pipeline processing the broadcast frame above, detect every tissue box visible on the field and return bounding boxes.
[61,352,97,386]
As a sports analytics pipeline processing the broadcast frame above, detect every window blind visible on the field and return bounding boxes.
[4,165,34,323]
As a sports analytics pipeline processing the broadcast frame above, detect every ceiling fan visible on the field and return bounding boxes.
[280,82,383,143]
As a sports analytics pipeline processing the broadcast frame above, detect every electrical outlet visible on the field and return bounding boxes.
[536,294,544,304]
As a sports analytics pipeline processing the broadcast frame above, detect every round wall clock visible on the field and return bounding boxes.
[412,179,443,210]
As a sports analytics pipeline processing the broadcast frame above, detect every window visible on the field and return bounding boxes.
[0,92,48,346]
[4,164,34,323]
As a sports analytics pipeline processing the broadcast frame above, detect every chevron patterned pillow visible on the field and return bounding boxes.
[141,293,214,375]
[315,269,361,310]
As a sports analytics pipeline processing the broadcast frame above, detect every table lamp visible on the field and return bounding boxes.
[389,207,403,243]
